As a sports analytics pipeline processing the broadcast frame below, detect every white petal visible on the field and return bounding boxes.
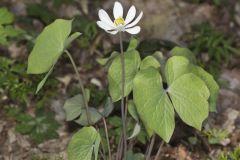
[125,26,141,34]
[125,11,143,28]
[106,30,118,35]
[97,21,115,31]
[125,6,136,25]
[98,9,115,27]
[113,1,123,19]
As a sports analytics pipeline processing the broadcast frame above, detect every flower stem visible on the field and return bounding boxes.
[119,32,127,160]
[146,135,156,160]
[116,133,123,160]
[102,117,112,160]
[65,50,91,125]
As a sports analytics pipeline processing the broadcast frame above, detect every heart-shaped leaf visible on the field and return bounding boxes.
[140,56,160,70]
[165,56,190,85]
[170,47,196,64]
[190,65,219,112]
[165,56,219,112]
[27,19,73,74]
[127,37,139,51]
[133,68,175,142]
[63,94,84,121]
[128,100,139,122]
[128,123,141,139]
[74,107,102,126]
[68,127,101,160]
[168,73,210,130]
[108,49,141,102]
[101,97,114,117]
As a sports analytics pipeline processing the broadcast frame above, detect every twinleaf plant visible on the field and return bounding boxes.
[27,1,219,160]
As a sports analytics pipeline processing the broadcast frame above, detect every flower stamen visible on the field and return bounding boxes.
[114,17,125,26]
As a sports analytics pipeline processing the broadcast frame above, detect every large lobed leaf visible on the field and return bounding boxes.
[165,56,219,112]
[133,55,217,142]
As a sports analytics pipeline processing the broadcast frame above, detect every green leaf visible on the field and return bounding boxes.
[165,56,219,112]
[133,68,175,142]
[168,73,210,130]
[165,56,190,85]
[127,151,144,160]
[3,25,22,37]
[0,8,14,25]
[27,19,73,74]
[75,107,102,126]
[36,65,54,94]
[63,94,84,121]
[68,127,101,160]
[140,56,161,70]
[85,88,90,102]
[96,51,119,66]
[64,32,82,48]
[128,123,141,139]
[108,116,122,127]
[15,122,35,134]
[0,25,22,45]
[101,97,114,117]
[190,65,219,112]
[127,37,138,51]
[171,47,196,63]
[128,100,139,122]
[30,114,59,144]
[108,50,141,102]
[94,132,101,160]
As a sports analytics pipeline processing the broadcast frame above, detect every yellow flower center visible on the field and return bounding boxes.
[114,17,125,26]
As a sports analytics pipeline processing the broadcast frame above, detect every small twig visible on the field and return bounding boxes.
[65,50,91,125]
[102,118,112,160]
[154,141,164,160]
[146,135,156,160]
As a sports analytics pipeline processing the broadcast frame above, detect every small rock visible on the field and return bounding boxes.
[222,108,239,133]
[0,120,6,133]
[51,99,65,123]
[8,129,16,144]
[57,74,72,87]
[90,78,103,89]
[235,3,240,26]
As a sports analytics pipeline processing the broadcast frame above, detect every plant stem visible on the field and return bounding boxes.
[65,50,91,125]
[119,32,127,160]
[154,141,164,160]
[102,118,112,160]
[116,133,123,160]
[146,135,156,160]
[100,141,107,160]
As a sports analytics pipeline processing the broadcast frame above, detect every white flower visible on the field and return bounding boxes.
[97,1,143,35]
